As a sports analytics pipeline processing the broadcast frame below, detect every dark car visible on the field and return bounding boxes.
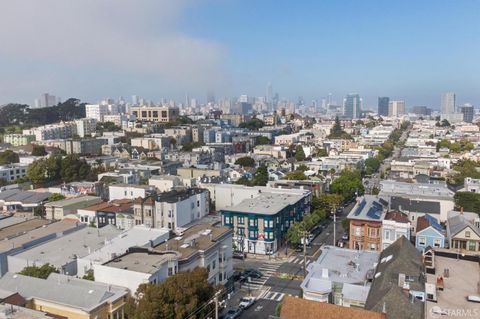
[232,271,242,281]
[241,269,262,280]
[336,207,344,215]
[295,245,303,252]
[224,308,242,319]
[233,251,247,260]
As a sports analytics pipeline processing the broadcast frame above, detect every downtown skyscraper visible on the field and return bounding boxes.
[441,92,456,114]
[343,94,362,119]
[377,97,390,116]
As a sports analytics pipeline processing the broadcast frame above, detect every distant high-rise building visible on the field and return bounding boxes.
[327,93,333,106]
[238,95,249,103]
[343,94,361,119]
[132,95,139,105]
[34,93,56,108]
[190,98,197,109]
[377,97,390,116]
[266,82,272,103]
[388,100,406,117]
[461,103,474,123]
[441,92,455,114]
[207,91,215,104]
[412,106,432,116]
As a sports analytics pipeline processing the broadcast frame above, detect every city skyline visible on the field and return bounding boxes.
[0,0,479,108]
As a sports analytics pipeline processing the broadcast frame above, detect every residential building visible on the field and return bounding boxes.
[280,296,386,319]
[347,196,387,251]
[24,122,77,141]
[130,105,179,122]
[134,188,209,230]
[74,118,97,138]
[85,104,109,122]
[388,100,405,117]
[0,273,128,319]
[415,214,445,251]
[0,220,83,276]
[76,225,169,278]
[365,237,425,319]
[153,222,234,285]
[343,94,361,119]
[0,190,51,215]
[108,184,155,201]
[0,164,28,183]
[463,177,480,193]
[62,138,107,155]
[3,134,35,146]
[446,210,480,252]
[300,246,379,307]
[148,175,184,192]
[76,199,133,228]
[221,190,311,254]
[44,196,103,220]
[7,225,121,276]
[460,103,474,123]
[381,211,410,250]
[377,97,389,117]
[441,92,455,114]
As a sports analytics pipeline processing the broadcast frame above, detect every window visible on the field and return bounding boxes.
[433,239,442,248]
[384,230,391,241]
[197,200,200,207]
[237,228,245,236]
[249,218,257,227]
[238,216,245,225]
[265,220,273,228]
[465,231,471,238]
[468,241,476,251]
[418,236,426,246]
[212,260,216,269]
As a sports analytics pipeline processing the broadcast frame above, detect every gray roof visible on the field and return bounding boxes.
[390,196,440,215]
[447,213,480,239]
[44,195,101,208]
[347,195,387,222]
[380,180,453,200]
[365,236,425,319]
[0,273,127,312]
[0,190,51,205]
[223,192,306,215]
[104,251,177,274]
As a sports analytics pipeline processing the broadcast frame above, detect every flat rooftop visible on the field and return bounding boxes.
[0,219,53,242]
[305,245,379,286]
[44,195,101,208]
[0,215,30,230]
[0,190,51,205]
[10,225,122,268]
[380,180,454,199]
[154,223,232,261]
[105,251,176,274]
[224,192,305,215]
[426,256,480,318]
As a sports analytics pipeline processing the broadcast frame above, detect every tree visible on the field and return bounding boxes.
[181,141,204,152]
[449,159,480,185]
[125,268,215,319]
[238,118,265,130]
[235,156,255,168]
[285,170,307,180]
[341,219,350,235]
[235,176,251,186]
[47,193,65,202]
[31,145,47,156]
[0,150,19,165]
[296,164,309,172]
[256,136,271,145]
[33,204,46,218]
[454,192,480,214]
[327,116,353,140]
[316,148,328,157]
[19,263,58,279]
[318,194,343,212]
[295,145,306,161]
[364,157,381,175]
[252,165,269,186]
[82,270,95,281]
[330,169,364,200]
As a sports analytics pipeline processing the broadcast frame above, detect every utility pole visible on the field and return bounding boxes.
[214,294,219,319]
[333,207,336,247]
[303,230,308,277]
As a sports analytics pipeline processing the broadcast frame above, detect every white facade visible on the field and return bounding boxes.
[382,219,411,250]
[441,92,455,114]
[148,175,183,192]
[388,100,406,117]
[75,118,97,138]
[109,184,153,201]
[85,104,109,122]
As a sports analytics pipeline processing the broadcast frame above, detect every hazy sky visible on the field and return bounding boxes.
[0,0,479,108]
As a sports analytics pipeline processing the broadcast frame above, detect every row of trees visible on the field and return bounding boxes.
[235,165,269,186]
[449,159,480,185]
[436,139,474,153]
[26,155,95,185]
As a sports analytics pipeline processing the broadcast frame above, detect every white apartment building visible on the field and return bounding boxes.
[3,134,35,146]
[23,122,77,141]
[388,100,406,117]
[382,211,411,250]
[74,118,97,138]
[108,184,155,201]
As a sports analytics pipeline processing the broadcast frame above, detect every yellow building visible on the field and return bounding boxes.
[130,105,179,122]
[0,273,128,319]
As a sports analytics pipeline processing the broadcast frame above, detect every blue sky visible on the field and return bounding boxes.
[0,0,479,109]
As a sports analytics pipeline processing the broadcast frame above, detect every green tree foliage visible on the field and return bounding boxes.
[181,141,204,152]
[31,145,47,156]
[82,270,95,281]
[327,116,353,140]
[317,194,343,212]
[19,263,58,279]
[330,169,364,200]
[285,170,307,180]
[454,192,480,214]
[364,157,381,175]
[0,99,86,127]
[436,139,474,153]
[296,164,309,172]
[235,156,255,168]
[251,165,268,186]
[238,118,265,130]
[33,205,46,218]
[449,159,480,185]
[316,148,328,157]
[26,155,93,185]
[341,219,350,234]
[256,136,271,145]
[235,176,251,186]
[96,121,122,133]
[0,150,19,165]
[125,268,215,319]
[47,193,66,202]
[286,209,327,245]
[295,145,306,161]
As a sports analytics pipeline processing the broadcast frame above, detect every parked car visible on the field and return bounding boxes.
[233,251,247,260]
[239,296,256,309]
[241,269,262,280]
[224,308,242,319]
[232,271,242,281]
[342,233,349,240]
[336,207,344,215]
[295,245,303,252]
[467,295,480,303]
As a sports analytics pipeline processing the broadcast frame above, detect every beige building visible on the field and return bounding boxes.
[3,134,35,146]
[130,105,179,122]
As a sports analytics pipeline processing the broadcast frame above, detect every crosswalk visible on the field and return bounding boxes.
[241,263,280,291]
[288,256,312,267]
[258,286,285,301]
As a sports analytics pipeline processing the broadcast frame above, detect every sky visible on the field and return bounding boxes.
[0,0,479,109]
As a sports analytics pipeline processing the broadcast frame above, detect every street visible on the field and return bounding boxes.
[221,202,354,319]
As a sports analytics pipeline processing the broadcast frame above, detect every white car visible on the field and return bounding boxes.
[239,296,256,309]
[467,295,480,303]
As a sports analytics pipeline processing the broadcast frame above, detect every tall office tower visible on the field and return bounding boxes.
[34,99,41,108]
[388,100,406,117]
[343,94,362,119]
[37,93,56,108]
[185,94,189,107]
[327,93,333,106]
[132,95,139,105]
[238,95,249,103]
[207,91,215,104]
[461,103,474,123]
[378,97,390,116]
[273,93,279,110]
[266,82,272,103]
[190,98,197,109]
[441,92,455,114]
